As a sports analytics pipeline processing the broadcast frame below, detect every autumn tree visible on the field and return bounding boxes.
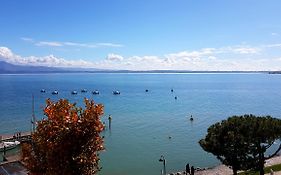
[22,98,105,175]
[199,114,281,175]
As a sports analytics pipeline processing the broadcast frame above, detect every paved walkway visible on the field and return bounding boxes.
[173,155,281,175]
[0,161,28,175]
[0,132,31,142]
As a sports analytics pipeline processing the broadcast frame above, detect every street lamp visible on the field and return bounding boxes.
[159,155,166,175]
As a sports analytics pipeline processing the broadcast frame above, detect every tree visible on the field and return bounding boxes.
[246,115,281,175]
[199,114,281,175]
[21,98,105,175]
[199,116,254,175]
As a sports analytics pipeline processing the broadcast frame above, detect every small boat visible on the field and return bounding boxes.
[92,90,99,95]
[52,90,59,95]
[40,89,46,93]
[113,90,121,95]
[71,90,78,95]
[81,89,87,93]
[0,141,20,152]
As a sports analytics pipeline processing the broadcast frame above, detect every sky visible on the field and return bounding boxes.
[0,0,281,71]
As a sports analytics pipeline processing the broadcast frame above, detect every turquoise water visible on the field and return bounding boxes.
[1,73,281,174]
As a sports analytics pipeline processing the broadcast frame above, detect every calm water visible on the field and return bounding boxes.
[1,73,281,174]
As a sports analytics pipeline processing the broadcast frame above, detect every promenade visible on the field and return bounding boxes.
[0,132,29,175]
[0,132,31,142]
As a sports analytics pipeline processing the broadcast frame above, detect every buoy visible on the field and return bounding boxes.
[108,115,112,129]
[190,115,194,121]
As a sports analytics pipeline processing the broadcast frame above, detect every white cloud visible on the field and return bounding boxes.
[21,37,34,42]
[36,41,63,47]
[0,47,95,68]
[219,46,260,54]
[1,43,281,71]
[63,42,97,48]
[0,47,14,59]
[21,37,123,48]
[264,43,281,48]
[232,47,260,54]
[106,53,124,61]
[35,41,123,48]
[208,56,217,60]
[97,43,123,47]
[271,33,279,36]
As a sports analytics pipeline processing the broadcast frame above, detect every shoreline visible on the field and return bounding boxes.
[171,154,281,175]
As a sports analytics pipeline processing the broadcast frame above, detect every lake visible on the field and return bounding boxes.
[0,73,281,175]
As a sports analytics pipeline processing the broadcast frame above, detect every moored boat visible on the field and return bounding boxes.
[71,90,78,95]
[52,90,59,95]
[92,90,99,95]
[113,90,121,95]
[81,89,87,93]
[0,141,20,152]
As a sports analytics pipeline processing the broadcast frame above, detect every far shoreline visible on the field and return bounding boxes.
[0,70,274,75]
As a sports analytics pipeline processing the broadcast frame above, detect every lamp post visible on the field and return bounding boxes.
[159,155,166,175]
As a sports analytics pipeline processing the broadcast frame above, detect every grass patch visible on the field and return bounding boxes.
[238,163,281,175]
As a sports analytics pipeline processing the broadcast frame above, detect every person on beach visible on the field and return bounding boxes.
[190,166,195,175]
[270,169,274,175]
[3,145,6,155]
[185,163,190,174]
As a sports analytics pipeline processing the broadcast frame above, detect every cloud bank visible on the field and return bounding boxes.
[1,44,281,71]
[0,47,96,68]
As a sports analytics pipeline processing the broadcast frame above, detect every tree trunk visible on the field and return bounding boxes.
[259,160,265,175]
[258,150,265,175]
[232,168,237,175]
[232,165,238,175]
[259,163,264,175]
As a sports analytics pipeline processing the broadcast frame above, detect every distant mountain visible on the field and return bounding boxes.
[0,61,66,73]
[0,60,271,74]
[268,71,281,74]
[0,61,105,73]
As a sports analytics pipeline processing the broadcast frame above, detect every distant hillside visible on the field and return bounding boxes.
[0,61,106,73]
[268,71,281,74]
[0,61,65,73]
[0,61,271,74]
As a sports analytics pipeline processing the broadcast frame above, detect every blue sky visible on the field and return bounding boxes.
[0,0,281,70]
